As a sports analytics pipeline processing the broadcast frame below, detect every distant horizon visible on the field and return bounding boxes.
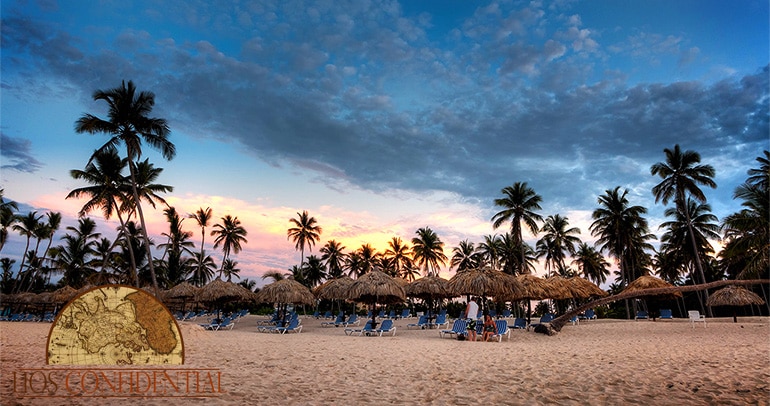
[2,0,767,287]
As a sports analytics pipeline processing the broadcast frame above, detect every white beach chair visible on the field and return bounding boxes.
[688,310,706,328]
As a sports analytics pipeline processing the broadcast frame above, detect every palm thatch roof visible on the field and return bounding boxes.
[313,276,354,300]
[166,282,201,299]
[404,276,455,300]
[255,279,315,305]
[448,267,524,300]
[624,275,683,298]
[512,274,549,300]
[346,270,406,305]
[706,285,765,307]
[541,276,580,300]
[197,278,256,303]
[567,277,608,298]
[52,286,78,303]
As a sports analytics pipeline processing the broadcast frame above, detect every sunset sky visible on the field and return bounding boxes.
[2,0,768,287]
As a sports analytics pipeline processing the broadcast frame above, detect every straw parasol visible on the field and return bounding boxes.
[567,277,608,299]
[624,275,682,298]
[255,279,315,306]
[52,286,78,304]
[507,273,550,324]
[706,285,766,323]
[448,267,524,315]
[313,276,355,316]
[404,276,455,318]
[166,282,201,311]
[197,278,256,322]
[543,276,580,300]
[346,270,406,329]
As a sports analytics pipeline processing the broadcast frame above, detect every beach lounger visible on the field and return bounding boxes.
[433,313,449,329]
[501,309,512,318]
[407,315,428,329]
[512,318,527,329]
[275,318,302,334]
[490,320,510,342]
[397,308,411,319]
[321,314,345,327]
[439,319,467,339]
[570,315,579,325]
[343,314,360,327]
[345,320,374,336]
[659,309,673,319]
[376,319,396,336]
[635,310,649,320]
[584,309,597,320]
[688,310,706,328]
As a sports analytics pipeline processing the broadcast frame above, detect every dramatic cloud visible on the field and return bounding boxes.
[0,132,44,173]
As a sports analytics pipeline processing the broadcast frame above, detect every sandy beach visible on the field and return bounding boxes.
[2,315,768,405]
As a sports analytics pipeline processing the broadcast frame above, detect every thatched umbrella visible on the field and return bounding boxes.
[197,278,256,322]
[404,276,455,319]
[52,286,78,304]
[256,279,315,325]
[346,270,406,329]
[166,282,201,311]
[623,275,682,319]
[506,274,550,324]
[567,277,608,299]
[706,285,766,323]
[448,267,524,316]
[313,276,355,317]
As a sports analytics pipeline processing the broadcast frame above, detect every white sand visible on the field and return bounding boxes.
[2,315,768,405]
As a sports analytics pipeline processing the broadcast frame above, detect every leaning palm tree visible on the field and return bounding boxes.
[411,227,447,277]
[75,80,176,291]
[287,210,322,273]
[211,215,248,279]
[491,182,543,273]
[651,144,716,315]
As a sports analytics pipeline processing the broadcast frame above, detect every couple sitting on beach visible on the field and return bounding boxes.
[461,298,497,342]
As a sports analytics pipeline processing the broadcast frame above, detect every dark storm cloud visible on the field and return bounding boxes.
[1,132,44,173]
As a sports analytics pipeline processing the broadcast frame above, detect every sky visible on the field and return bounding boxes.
[1,0,768,287]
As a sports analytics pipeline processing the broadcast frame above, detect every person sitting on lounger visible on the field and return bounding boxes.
[482,313,497,342]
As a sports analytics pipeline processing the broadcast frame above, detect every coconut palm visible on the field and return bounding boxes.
[67,149,140,284]
[287,210,322,272]
[590,187,653,319]
[11,211,43,292]
[651,144,716,314]
[301,255,327,288]
[188,207,213,282]
[451,239,479,272]
[186,250,217,287]
[383,237,413,278]
[0,189,18,254]
[411,227,447,277]
[491,182,543,273]
[721,151,769,279]
[211,215,248,279]
[158,207,194,286]
[1,258,16,294]
[572,243,610,285]
[220,259,241,283]
[320,240,347,279]
[345,252,366,278]
[75,80,175,291]
[536,214,581,276]
[356,244,380,274]
[261,270,287,282]
[50,218,101,288]
[659,199,720,269]
[475,234,501,269]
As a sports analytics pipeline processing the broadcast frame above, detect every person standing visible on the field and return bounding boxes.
[465,297,479,341]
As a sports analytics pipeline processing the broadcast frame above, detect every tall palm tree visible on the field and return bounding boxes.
[211,215,248,278]
[287,210,322,273]
[345,252,366,278]
[75,80,176,291]
[475,234,501,269]
[158,207,194,286]
[301,255,327,288]
[411,227,447,277]
[50,218,101,288]
[1,258,16,294]
[11,211,43,292]
[220,259,241,282]
[356,244,380,274]
[320,240,347,279]
[67,149,140,285]
[186,250,216,287]
[491,182,543,273]
[536,214,581,276]
[651,144,716,315]
[0,189,19,253]
[450,239,478,272]
[384,237,413,278]
[721,151,769,279]
[572,242,610,285]
[189,207,213,283]
[590,187,652,319]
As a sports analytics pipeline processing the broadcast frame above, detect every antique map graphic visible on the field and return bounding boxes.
[47,285,184,365]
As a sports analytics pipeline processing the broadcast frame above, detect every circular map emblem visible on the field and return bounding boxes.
[47,285,184,365]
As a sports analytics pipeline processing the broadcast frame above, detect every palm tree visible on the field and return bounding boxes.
[345,252,366,278]
[356,244,380,273]
[220,259,241,282]
[75,80,175,291]
[261,270,287,282]
[11,211,43,292]
[186,250,217,287]
[572,243,610,285]
[320,240,347,279]
[50,218,101,288]
[189,207,213,283]
[301,255,327,288]
[67,149,141,285]
[158,207,194,287]
[475,234,501,269]
[651,144,716,315]
[211,215,248,279]
[383,237,413,278]
[0,189,19,253]
[536,214,581,276]
[721,151,769,279]
[411,227,447,277]
[590,187,652,319]
[1,258,16,293]
[450,239,478,272]
[287,210,322,272]
[491,182,543,273]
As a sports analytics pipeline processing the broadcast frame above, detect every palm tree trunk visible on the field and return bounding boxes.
[12,237,31,294]
[114,209,139,287]
[128,161,159,292]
